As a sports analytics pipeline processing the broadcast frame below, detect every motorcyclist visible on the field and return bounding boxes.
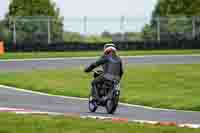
[84,43,124,100]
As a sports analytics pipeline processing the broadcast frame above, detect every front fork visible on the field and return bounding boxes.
[113,83,120,97]
[90,81,120,102]
[90,82,99,100]
[107,83,120,100]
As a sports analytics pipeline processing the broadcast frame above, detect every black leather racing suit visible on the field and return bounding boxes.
[84,54,123,99]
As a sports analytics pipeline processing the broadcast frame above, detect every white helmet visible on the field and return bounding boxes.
[104,43,116,50]
[104,43,117,54]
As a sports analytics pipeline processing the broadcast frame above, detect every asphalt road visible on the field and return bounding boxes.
[0,86,200,124]
[0,55,200,124]
[0,55,200,72]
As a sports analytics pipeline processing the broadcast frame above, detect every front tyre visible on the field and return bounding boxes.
[88,96,98,112]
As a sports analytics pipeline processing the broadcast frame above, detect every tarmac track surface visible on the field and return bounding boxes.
[0,55,200,124]
[0,55,200,72]
[0,86,200,124]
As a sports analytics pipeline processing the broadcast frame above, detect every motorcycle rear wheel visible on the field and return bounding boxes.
[106,96,119,114]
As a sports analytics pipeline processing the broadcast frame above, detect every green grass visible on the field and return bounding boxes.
[0,49,200,59]
[0,113,199,133]
[0,64,200,111]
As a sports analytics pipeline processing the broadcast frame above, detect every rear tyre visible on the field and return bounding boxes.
[106,92,119,114]
[106,99,115,114]
[112,95,119,113]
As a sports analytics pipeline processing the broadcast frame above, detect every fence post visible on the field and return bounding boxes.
[120,16,125,32]
[157,17,161,42]
[120,16,125,41]
[13,19,17,45]
[83,16,87,34]
[192,17,196,39]
[47,17,51,44]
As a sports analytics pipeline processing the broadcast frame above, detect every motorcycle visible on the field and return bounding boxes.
[88,70,120,114]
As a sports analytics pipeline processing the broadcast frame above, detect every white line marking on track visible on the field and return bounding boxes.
[1,84,199,113]
[0,106,200,128]
[0,85,87,101]
[0,107,63,115]
[0,107,27,111]
[0,57,98,62]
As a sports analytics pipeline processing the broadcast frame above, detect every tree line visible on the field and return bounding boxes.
[143,0,200,41]
[0,0,200,43]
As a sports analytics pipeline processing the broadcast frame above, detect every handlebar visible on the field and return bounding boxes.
[91,70,103,73]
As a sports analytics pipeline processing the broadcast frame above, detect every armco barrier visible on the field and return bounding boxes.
[4,40,200,52]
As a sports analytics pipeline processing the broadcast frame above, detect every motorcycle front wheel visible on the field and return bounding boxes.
[88,95,98,112]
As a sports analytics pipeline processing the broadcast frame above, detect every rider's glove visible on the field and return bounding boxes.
[84,67,91,73]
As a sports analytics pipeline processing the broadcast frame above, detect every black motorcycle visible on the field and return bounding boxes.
[88,70,120,114]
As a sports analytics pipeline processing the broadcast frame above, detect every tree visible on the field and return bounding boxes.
[123,32,143,41]
[7,0,60,16]
[152,0,200,17]
[63,32,84,42]
[0,20,12,42]
[101,31,112,38]
[6,0,63,44]
[84,35,112,43]
[141,24,157,40]
[142,0,200,41]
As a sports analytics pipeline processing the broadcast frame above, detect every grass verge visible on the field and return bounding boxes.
[0,113,199,133]
[0,49,200,59]
[0,64,200,111]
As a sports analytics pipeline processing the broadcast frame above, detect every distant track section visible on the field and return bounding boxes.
[0,55,200,72]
